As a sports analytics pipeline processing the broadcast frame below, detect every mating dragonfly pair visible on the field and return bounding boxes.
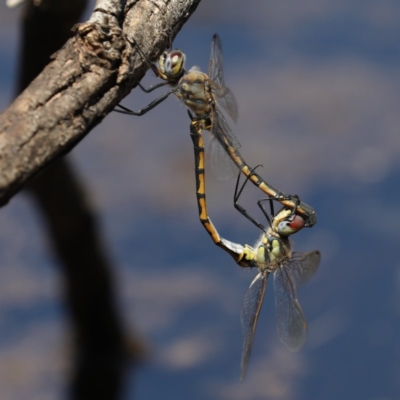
[115,34,320,379]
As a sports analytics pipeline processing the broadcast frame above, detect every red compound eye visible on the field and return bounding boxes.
[288,215,305,231]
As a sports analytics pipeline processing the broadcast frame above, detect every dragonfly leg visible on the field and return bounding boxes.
[119,37,171,95]
[128,36,161,78]
[114,89,175,116]
[187,110,194,121]
[257,194,301,221]
[256,198,274,225]
[286,195,300,216]
[234,166,267,232]
[136,80,170,93]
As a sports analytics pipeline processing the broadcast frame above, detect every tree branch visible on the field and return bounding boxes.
[0,0,201,205]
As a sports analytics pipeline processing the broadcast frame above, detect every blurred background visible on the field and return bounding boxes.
[1,0,400,399]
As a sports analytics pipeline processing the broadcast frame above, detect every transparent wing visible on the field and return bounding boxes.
[208,34,225,88]
[288,251,321,288]
[273,263,307,351]
[240,272,267,381]
[212,108,241,150]
[214,86,238,123]
[208,34,238,122]
[207,137,239,181]
[207,108,241,181]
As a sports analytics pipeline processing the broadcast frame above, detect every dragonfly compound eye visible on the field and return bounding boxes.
[277,214,305,236]
[157,52,168,77]
[164,50,186,79]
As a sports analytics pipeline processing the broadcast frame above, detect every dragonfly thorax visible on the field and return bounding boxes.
[175,68,213,118]
[255,234,290,268]
[157,50,186,81]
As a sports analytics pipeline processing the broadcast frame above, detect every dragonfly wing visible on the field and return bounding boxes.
[289,251,321,287]
[207,109,241,181]
[212,108,241,150]
[208,34,225,88]
[240,272,267,381]
[273,263,307,351]
[208,34,238,122]
[207,136,238,181]
[215,86,238,123]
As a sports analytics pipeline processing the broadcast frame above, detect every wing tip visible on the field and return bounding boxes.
[213,33,220,41]
[240,360,249,382]
[311,250,322,264]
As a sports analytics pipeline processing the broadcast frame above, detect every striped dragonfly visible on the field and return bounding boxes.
[189,114,317,227]
[115,34,240,182]
[117,34,317,224]
[189,122,320,380]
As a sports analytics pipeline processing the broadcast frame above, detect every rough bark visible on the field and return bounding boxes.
[0,0,201,205]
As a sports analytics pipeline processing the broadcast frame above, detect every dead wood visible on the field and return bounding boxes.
[0,0,201,205]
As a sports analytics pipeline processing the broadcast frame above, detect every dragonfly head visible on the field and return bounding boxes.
[157,49,186,81]
[273,208,305,237]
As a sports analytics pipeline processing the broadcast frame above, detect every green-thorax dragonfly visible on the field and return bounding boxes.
[189,123,320,380]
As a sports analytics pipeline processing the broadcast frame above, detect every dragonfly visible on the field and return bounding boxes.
[116,34,317,225]
[115,33,240,182]
[189,113,317,226]
[189,123,320,380]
